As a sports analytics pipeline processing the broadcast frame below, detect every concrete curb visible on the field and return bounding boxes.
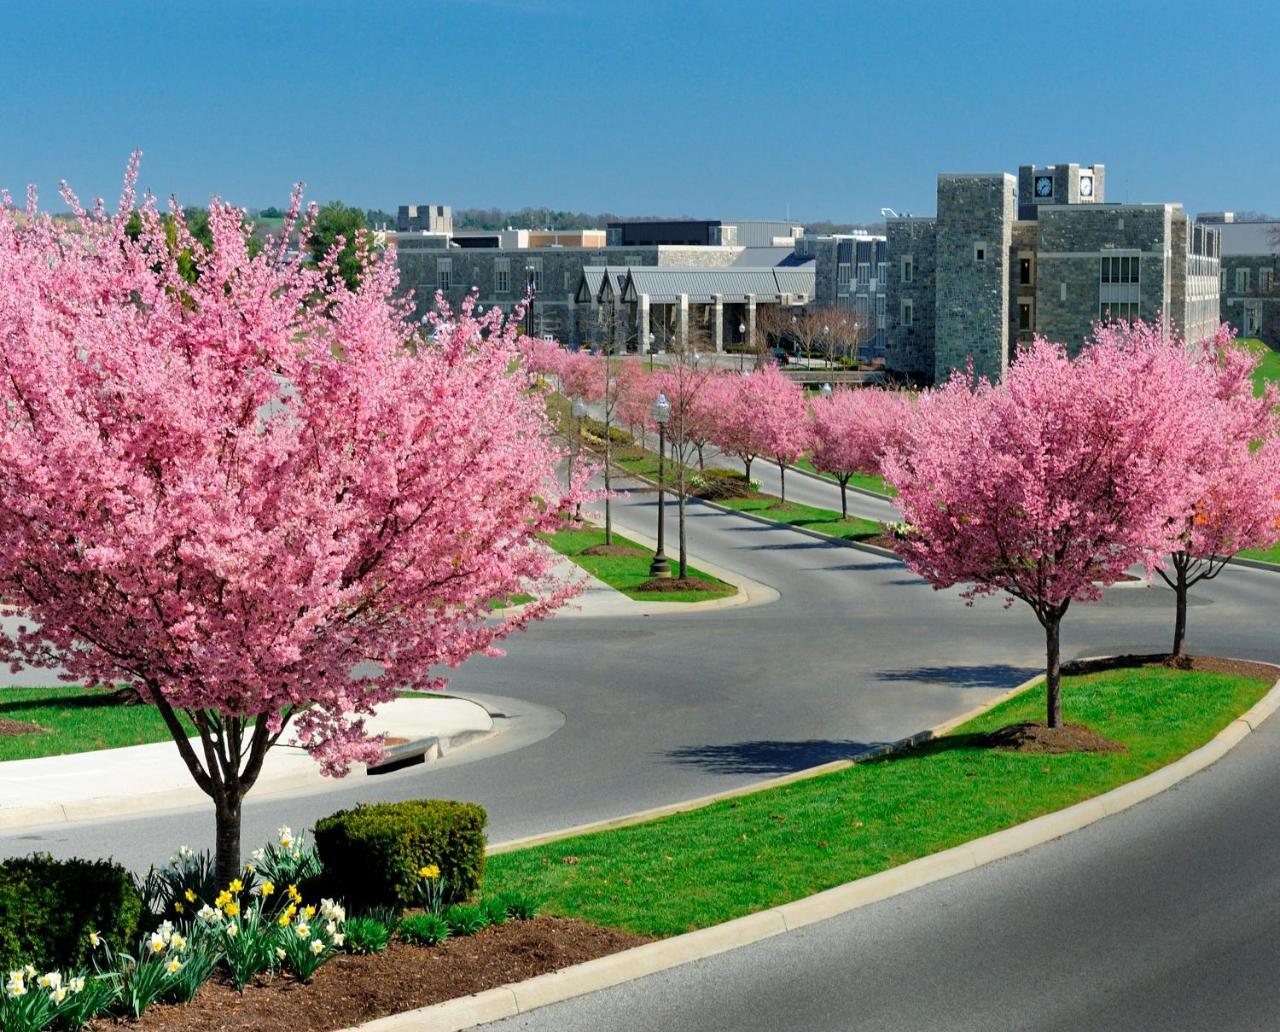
[0,703,496,832]
[696,494,902,562]
[348,663,1280,1032]
[1226,554,1280,574]
[786,460,897,505]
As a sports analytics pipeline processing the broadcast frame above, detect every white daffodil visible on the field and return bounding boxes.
[295,923,311,939]
[309,939,325,955]
[332,932,345,947]
[51,987,68,1003]
[275,947,286,960]
[277,825,294,849]
[68,976,85,993]
[165,959,182,975]
[88,930,101,948]
[147,932,167,954]
[36,971,61,991]
[170,933,187,952]
[225,923,239,939]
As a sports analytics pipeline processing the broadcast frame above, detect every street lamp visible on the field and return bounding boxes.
[648,331,656,373]
[738,322,747,371]
[820,382,832,400]
[649,392,672,579]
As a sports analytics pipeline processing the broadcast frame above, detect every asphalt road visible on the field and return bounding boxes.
[4,472,1278,880]
[492,678,1280,1032]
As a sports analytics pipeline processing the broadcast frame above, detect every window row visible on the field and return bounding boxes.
[1100,256,1140,284]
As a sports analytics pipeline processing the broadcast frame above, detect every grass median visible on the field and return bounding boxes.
[544,524,737,603]
[485,663,1274,936]
[715,495,884,544]
[0,685,196,761]
[793,457,895,498]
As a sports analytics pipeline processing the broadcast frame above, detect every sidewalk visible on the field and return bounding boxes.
[0,694,493,830]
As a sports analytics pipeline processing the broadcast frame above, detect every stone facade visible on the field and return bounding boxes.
[884,218,937,380]
[1202,219,1280,344]
[393,239,741,342]
[803,234,888,356]
[934,174,1015,383]
[884,162,1221,383]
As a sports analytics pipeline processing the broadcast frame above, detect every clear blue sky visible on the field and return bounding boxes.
[2,0,1276,223]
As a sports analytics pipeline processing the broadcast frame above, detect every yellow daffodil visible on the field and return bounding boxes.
[302,904,316,918]
[418,863,441,879]
[88,931,100,948]
[184,889,197,903]
[223,901,240,918]
[278,913,292,927]
[214,890,231,908]
[260,881,275,897]
[166,959,182,974]
[228,878,244,893]
[173,902,184,914]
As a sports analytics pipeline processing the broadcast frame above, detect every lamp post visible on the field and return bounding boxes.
[571,395,588,519]
[649,392,672,579]
[820,382,832,401]
[738,322,746,371]
[822,324,830,370]
[648,331,656,373]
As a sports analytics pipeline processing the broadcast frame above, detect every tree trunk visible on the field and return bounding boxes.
[603,410,613,546]
[678,489,687,580]
[696,444,705,471]
[1172,555,1189,658]
[744,457,753,485]
[214,792,243,890]
[1045,616,1062,729]
[778,461,786,504]
[839,476,849,518]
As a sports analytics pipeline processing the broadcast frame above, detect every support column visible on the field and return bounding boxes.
[712,294,724,352]
[678,293,689,350]
[746,294,758,351]
[638,294,651,354]
[568,295,578,347]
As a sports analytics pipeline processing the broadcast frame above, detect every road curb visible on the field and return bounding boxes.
[786,460,896,504]
[696,494,902,562]
[1226,554,1280,574]
[348,663,1280,1032]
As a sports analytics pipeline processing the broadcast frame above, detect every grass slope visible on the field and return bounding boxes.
[715,495,883,543]
[486,666,1272,936]
[0,686,196,762]
[545,524,736,603]
[794,458,895,498]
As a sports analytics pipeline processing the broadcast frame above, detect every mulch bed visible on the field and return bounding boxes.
[857,533,899,551]
[1062,653,1279,682]
[986,722,1126,755]
[0,718,47,737]
[92,918,650,1032]
[578,543,648,557]
[636,576,726,593]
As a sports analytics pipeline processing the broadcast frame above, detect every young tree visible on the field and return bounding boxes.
[654,342,716,580]
[0,163,577,886]
[751,366,809,503]
[884,335,1207,729]
[811,388,911,517]
[1097,323,1280,657]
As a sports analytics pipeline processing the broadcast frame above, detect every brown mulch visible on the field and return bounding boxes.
[986,722,1127,755]
[0,718,47,737]
[635,576,726,594]
[579,543,648,557]
[858,534,899,551]
[1061,653,1279,682]
[93,918,650,1032]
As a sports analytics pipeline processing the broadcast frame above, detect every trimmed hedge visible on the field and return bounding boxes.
[314,799,487,911]
[0,854,142,971]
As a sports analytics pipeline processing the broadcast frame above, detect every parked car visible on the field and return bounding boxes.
[768,348,790,366]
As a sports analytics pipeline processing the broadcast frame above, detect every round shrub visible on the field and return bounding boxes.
[398,912,451,947]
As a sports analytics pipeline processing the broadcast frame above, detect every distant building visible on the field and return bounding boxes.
[797,233,888,357]
[1197,213,1280,344]
[605,219,803,248]
[885,163,1221,384]
[396,204,452,234]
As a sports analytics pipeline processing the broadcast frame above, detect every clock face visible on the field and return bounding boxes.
[1035,175,1054,198]
[1079,175,1094,197]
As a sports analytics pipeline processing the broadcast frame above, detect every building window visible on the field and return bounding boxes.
[901,255,913,283]
[1101,256,1140,284]
[1260,268,1275,293]
[494,258,511,294]
[1100,301,1141,322]
[1236,267,1251,293]
[974,242,987,262]
[1019,257,1032,285]
[436,258,452,292]
[1244,301,1262,335]
[1222,269,1228,291]
[1018,302,1032,332]
[901,299,914,327]
[857,262,870,286]
[526,259,542,294]
[877,262,887,285]
[837,262,851,286]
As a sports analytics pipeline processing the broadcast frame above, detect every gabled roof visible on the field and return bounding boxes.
[618,266,815,304]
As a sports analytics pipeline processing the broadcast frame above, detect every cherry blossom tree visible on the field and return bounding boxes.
[0,161,577,885]
[750,366,809,503]
[709,373,768,486]
[810,388,911,517]
[1093,323,1280,657]
[884,335,1207,729]
[654,351,716,580]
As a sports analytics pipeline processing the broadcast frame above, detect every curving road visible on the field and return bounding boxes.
[4,466,1279,880]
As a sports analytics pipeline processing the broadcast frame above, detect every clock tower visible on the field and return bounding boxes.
[1017,163,1105,219]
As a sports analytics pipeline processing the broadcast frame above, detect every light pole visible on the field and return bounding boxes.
[648,331,656,373]
[571,396,588,519]
[822,324,830,370]
[738,322,746,371]
[649,392,672,579]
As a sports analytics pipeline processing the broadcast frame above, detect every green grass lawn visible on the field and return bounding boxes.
[486,664,1273,936]
[715,495,884,543]
[1239,337,1280,396]
[0,685,196,761]
[545,524,737,603]
[794,457,896,497]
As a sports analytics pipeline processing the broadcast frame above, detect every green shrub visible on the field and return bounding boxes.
[443,904,488,937]
[314,799,487,911]
[481,896,510,926]
[0,855,142,972]
[343,916,390,955]
[397,912,450,947]
[495,890,542,921]
[689,468,754,501]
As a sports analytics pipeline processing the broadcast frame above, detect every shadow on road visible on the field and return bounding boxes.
[663,738,879,775]
[875,664,1039,690]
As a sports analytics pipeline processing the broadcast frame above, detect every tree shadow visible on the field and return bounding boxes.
[874,664,1039,691]
[0,690,123,716]
[664,738,881,776]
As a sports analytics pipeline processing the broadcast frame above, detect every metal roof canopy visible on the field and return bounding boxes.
[611,266,815,304]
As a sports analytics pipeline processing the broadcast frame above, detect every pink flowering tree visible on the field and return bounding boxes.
[0,163,577,885]
[810,388,912,517]
[617,363,660,449]
[884,335,1206,728]
[654,353,716,579]
[686,373,734,471]
[750,366,809,503]
[1093,324,1280,657]
[709,373,768,486]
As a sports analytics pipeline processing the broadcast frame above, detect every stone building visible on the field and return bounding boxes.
[797,233,888,357]
[1197,215,1280,344]
[884,163,1221,384]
